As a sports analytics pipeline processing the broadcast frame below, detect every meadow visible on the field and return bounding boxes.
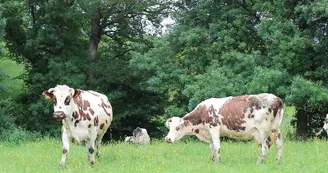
[0,137,327,173]
[1,59,327,173]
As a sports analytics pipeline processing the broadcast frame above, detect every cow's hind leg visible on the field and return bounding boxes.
[86,129,97,166]
[95,133,105,157]
[257,134,269,164]
[275,129,283,164]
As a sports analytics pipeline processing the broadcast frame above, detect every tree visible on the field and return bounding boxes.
[131,0,328,137]
[0,7,7,93]
[2,0,170,139]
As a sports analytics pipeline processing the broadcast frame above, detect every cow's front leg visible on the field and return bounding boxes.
[209,143,215,161]
[209,127,221,163]
[59,127,70,168]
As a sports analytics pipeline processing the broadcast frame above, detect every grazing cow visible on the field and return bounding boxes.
[125,127,150,144]
[42,85,113,167]
[315,114,328,137]
[165,93,284,164]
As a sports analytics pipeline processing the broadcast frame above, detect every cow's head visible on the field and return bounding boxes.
[165,117,191,143]
[133,127,142,137]
[42,85,81,119]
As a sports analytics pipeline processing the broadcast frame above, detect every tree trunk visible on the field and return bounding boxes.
[296,110,308,137]
[87,9,102,88]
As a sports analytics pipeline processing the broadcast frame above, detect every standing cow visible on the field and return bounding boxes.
[165,93,284,164]
[315,114,328,137]
[42,85,113,167]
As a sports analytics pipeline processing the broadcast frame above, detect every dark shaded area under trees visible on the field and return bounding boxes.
[0,0,328,141]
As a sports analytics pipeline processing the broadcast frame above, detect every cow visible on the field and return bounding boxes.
[42,85,113,168]
[315,114,328,137]
[125,127,150,144]
[124,136,136,143]
[165,93,284,164]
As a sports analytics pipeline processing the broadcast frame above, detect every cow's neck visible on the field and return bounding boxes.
[64,104,78,121]
[182,104,207,125]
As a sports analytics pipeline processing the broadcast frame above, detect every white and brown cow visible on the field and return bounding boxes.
[42,85,113,167]
[165,93,284,164]
[316,114,328,137]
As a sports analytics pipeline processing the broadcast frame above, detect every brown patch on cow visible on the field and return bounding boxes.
[105,120,108,124]
[89,108,95,115]
[74,120,80,127]
[88,124,91,128]
[266,136,272,148]
[73,96,82,108]
[73,96,92,121]
[100,100,111,117]
[182,104,217,126]
[73,89,81,98]
[72,111,79,119]
[270,97,284,117]
[194,129,200,134]
[62,148,68,154]
[218,96,251,131]
[78,109,91,121]
[89,147,94,154]
[94,116,99,126]
[100,123,105,130]
[53,96,57,106]
[247,114,255,118]
[88,91,100,97]
[83,100,90,111]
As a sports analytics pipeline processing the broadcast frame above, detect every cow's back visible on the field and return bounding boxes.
[74,90,113,135]
[202,93,283,140]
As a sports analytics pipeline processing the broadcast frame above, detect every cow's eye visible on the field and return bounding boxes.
[53,97,57,105]
[176,127,180,131]
[64,96,71,105]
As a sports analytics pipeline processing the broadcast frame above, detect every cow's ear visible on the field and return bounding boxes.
[165,118,172,128]
[73,89,81,98]
[184,120,191,127]
[42,91,53,100]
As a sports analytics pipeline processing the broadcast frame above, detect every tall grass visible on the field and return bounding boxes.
[0,138,327,173]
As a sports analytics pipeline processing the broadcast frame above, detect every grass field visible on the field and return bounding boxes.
[0,138,327,173]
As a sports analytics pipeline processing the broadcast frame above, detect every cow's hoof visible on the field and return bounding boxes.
[256,160,264,164]
[58,164,65,169]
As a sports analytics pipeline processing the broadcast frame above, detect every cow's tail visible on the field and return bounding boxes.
[268,107,284,148]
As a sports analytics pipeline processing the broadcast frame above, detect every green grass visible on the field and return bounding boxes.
[0,138,327,173]
[0,57,25,98]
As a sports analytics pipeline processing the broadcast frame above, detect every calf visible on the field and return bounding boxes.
[315,114,328,137]
[43,85,113,167]
[165,93,284,164]
[125,127,150,144]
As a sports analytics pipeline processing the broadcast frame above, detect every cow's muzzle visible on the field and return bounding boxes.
[165,137,173,143]
[53,111,66,119]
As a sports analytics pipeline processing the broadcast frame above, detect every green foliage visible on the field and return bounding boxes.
[1,0,328,140]
[0,58,25,98]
